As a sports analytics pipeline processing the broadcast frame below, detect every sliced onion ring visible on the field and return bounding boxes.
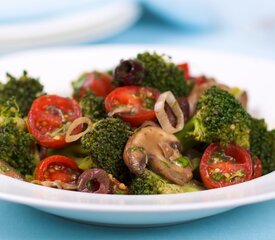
[107,105,137,117]
[65,117,92,143]
[154,91,184,134]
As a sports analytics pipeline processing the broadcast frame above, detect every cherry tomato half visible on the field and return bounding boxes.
[200,143,253,189]
[193,76,207,86]
[76,71,113,98]
[178,63,190,80]
[252,157,262,179]
[178,63,207,85]
[28,95,82,149]
[105,86,159,127]
[34,155,81,183]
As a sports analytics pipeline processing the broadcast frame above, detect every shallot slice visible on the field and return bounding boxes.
[65,117,92,143]
[107,105,137,117]
[154,91,184,134]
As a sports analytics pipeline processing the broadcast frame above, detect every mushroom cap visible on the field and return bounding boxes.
[188,79,247,117]
[187,79,229,117]
[123,126,193,185]
[0,159,23,180]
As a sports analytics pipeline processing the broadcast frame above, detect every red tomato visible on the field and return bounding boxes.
[252,157,262,179]
[178,63,207,85]
[200,143,253,189]
[178,63,190,80]
[194,76,207,85]
[78,71,113,98]
[105,86,159,127]
[34,155,81,183]
[28,95,82,149]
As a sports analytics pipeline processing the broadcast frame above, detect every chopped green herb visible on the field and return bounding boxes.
[161,160,171,168]
[211,172,224,182]
[0,166,10,172]
[113,189,127,195]
[176,156,190,168]
[129,146,145,152]
[144,97,156,109]
[209,150,236,164]
[227,169,245,182]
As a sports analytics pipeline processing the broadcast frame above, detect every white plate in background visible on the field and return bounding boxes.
[0,1,140,53]
[0,45,274,226]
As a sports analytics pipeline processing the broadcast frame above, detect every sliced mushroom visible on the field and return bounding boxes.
[239,91,248,108]
[231,88,248,109]
[32,180,77,190]
[187,79,229,117]
[187,78,248,117]
[125,147,148,175]
[0,160,24,180]
[123,126,193,185]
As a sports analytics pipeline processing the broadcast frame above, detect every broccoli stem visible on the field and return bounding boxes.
[175,117,202,150]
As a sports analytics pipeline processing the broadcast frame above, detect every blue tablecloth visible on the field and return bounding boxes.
[0,200,274,240]
[1,7,275,240]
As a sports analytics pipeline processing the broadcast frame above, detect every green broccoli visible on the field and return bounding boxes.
[129,170,204,195]
[250,118,275,174]
[79,92,106,122]
[0,71,44,116]
[176,86,251,149]
[0,98,39,175]
[135,52,192,97]
[81,117,133,182]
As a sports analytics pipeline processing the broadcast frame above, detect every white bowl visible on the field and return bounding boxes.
[0,45,274,226]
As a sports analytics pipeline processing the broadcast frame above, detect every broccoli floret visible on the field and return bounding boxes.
[129,170,203,195]
[0,98,39,175]
[79,92,106,121]
[0,71,44,116]
[81,117,133,182]
[250,118,275,174]
[250,118,267,157]
[176,86,251,149]
[135,52,192,97]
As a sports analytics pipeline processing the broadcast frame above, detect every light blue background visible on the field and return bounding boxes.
[1,4,275,240]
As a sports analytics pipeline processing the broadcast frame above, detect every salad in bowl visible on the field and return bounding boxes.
[0,51,273,196]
